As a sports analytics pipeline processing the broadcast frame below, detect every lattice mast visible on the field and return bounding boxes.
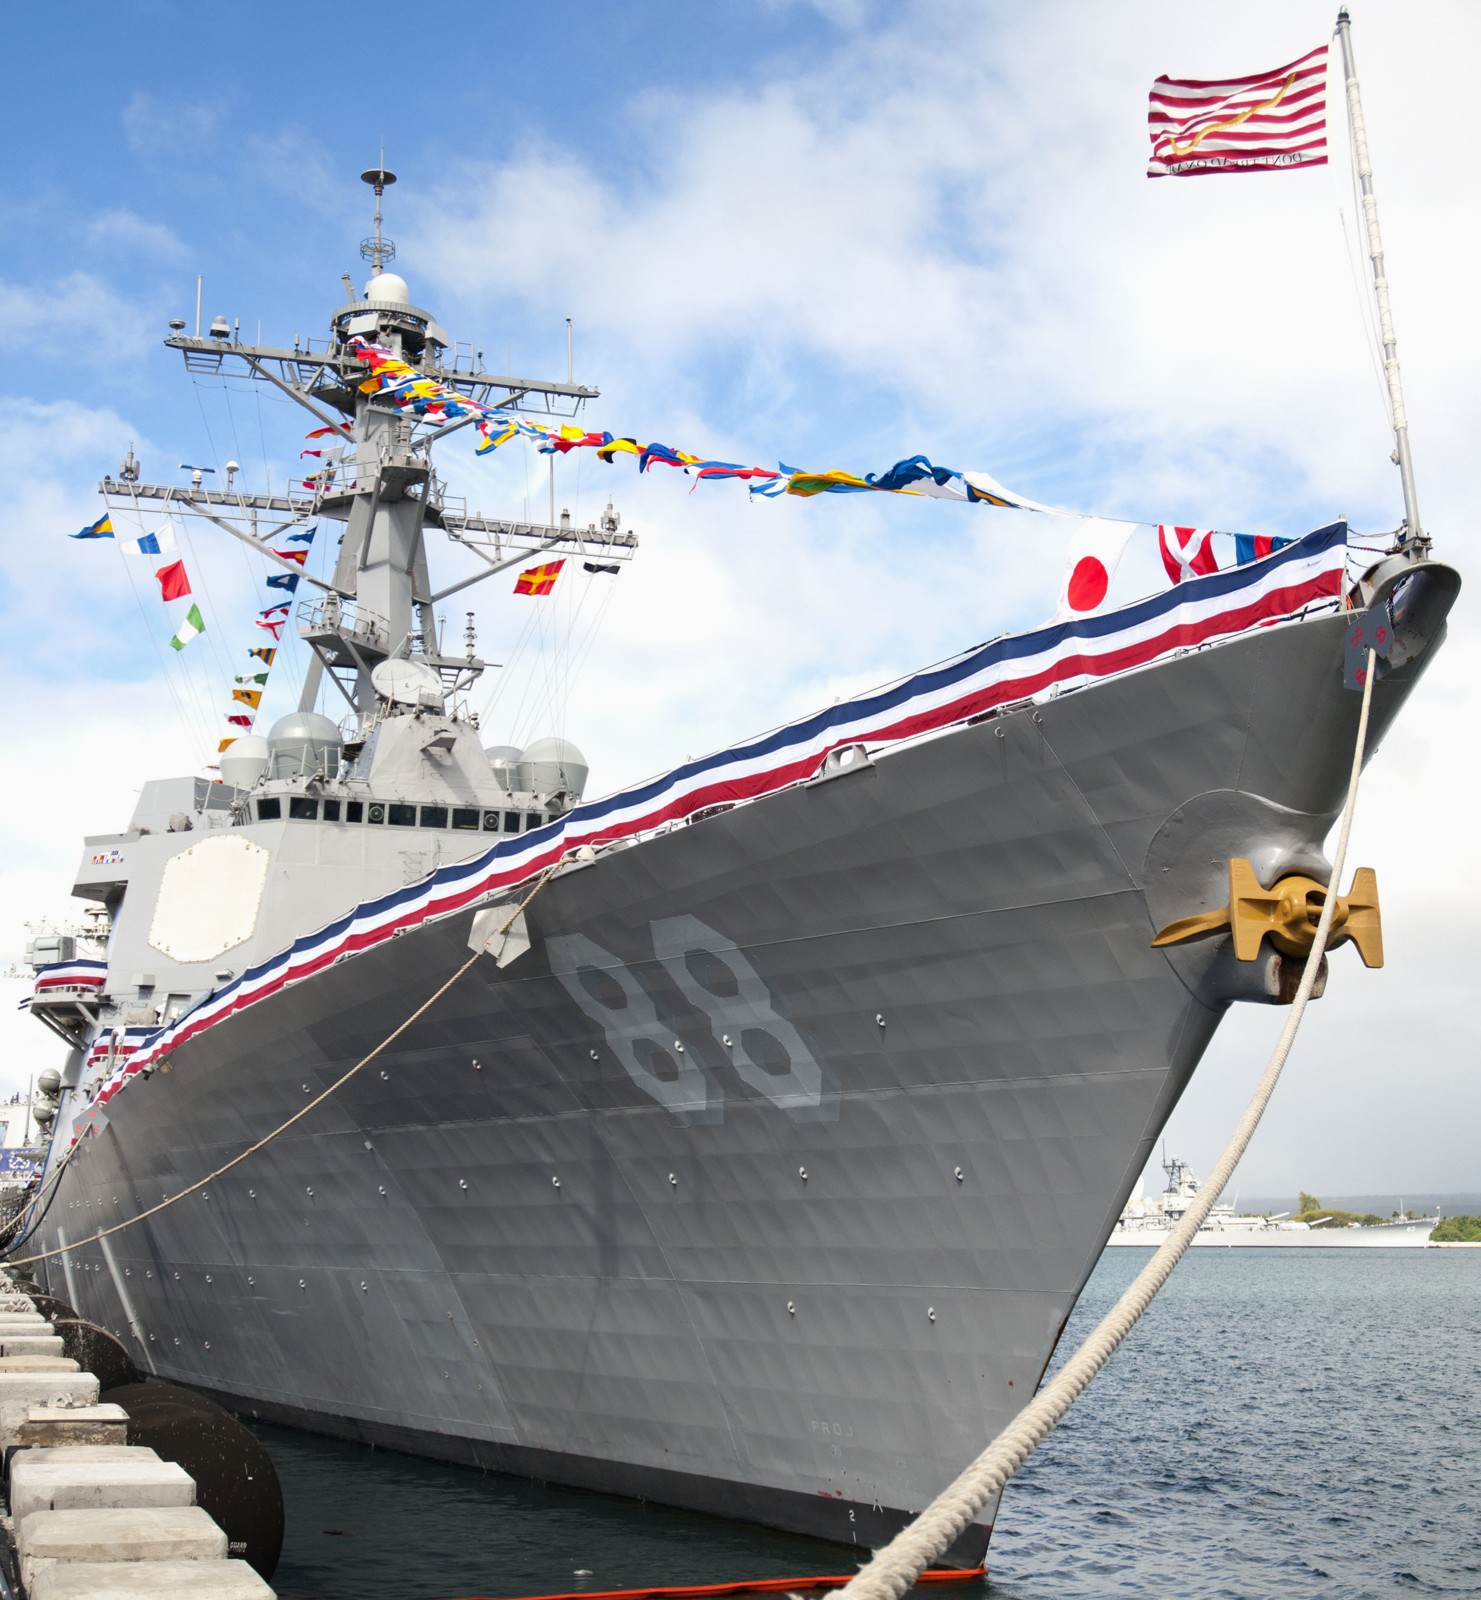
[98,166,637,723]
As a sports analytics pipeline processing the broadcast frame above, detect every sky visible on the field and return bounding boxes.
[0,0,1476,1194]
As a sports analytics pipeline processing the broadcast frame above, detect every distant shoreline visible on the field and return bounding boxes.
[1236,1192,1481,1218]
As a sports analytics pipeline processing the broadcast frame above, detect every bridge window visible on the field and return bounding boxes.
[346,800,364,823]
[256,798,281,821]
[388,803,416,827]
[322,799,341,822]
[289,797,319,821]
[452,808,480,830]
[420,805,449,829]
[503,811,521,833]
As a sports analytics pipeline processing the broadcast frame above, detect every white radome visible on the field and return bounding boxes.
[363,271,410,305]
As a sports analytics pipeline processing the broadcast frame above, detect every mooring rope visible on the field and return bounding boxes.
[5,864,563,1269]
[834,648,1379,1600]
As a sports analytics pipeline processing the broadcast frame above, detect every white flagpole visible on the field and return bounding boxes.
[1335,7,1424,544]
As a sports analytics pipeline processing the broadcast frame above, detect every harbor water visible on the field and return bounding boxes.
[262,1248,1481,1600]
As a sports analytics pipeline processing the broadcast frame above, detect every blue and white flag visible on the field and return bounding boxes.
[119,521,178,557]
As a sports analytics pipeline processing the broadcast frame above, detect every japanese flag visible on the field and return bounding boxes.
[1053,519,1134,622]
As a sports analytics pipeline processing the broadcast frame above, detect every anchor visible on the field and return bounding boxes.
[1151,857,1383,968]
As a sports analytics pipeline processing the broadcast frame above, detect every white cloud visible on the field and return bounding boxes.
[121,90,224,157]
[86,209,186,260]
[0,275,157,365]
[246,127,342,210]
[414,2,1477,534]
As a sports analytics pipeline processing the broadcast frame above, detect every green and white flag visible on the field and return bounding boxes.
[234,672,268,685]
[169,603,206,651]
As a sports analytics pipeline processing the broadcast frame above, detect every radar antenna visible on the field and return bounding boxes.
[360,153,397,271]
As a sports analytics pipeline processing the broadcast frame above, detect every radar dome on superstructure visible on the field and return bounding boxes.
[363,271,410,306]
[220,735,270,792]
[267,712,343,780]
[483,745,523,791]
[519,737,590,801]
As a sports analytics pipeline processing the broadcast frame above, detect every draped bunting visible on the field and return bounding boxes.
[68,522,1349,1133]
[346,336,1054,511]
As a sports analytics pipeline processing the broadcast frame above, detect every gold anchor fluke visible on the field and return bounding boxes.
[1152,858,1383,968]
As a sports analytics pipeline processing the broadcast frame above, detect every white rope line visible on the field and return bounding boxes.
[836,648,1379,1600]
[4,866,562,1270]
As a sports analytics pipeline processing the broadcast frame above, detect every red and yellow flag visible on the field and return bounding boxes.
[514,559,565,597]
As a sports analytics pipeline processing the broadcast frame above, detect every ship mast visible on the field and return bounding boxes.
[1335,8,1425,547]
[361,158,395,275]
[97,168,637,729]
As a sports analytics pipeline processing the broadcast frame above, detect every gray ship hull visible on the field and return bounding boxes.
[31,597,1446,1564]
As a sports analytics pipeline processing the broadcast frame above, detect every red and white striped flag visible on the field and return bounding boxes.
[1148,44,1328,178]
[1159,526,1219,584]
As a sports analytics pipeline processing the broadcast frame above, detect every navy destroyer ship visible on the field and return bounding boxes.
[12,170,1458,1566]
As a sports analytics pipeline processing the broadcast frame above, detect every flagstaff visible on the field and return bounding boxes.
[1336,7,1424,546]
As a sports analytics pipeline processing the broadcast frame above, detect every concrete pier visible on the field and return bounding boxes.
[1,1269,279,1598]
[17,1506,228,1589]
[17,1403,130,1448]
[30,1562,275,1598]
[0,1337,66,1359]
[10,1447,196,1523]
[0,1371,100,1447]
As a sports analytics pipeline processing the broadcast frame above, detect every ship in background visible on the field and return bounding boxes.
[8,165,1459,1567]
[1106,1153,1440,1247]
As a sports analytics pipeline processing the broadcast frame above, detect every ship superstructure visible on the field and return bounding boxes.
[12,170,1460,1567]
[59,172,636,1039]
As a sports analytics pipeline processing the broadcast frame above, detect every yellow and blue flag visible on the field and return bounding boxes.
[72,514,114,540]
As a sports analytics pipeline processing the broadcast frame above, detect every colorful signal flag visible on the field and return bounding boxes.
[514,559,565,597]
[169,604,206,650]
[155,560,192,602]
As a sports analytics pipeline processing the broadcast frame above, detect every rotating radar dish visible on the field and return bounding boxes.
[371,658,444,709]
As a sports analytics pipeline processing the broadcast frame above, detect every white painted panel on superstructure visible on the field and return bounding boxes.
[147,834,270,962]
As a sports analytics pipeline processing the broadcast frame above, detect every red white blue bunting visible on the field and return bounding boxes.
[71,522,1349,1132]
